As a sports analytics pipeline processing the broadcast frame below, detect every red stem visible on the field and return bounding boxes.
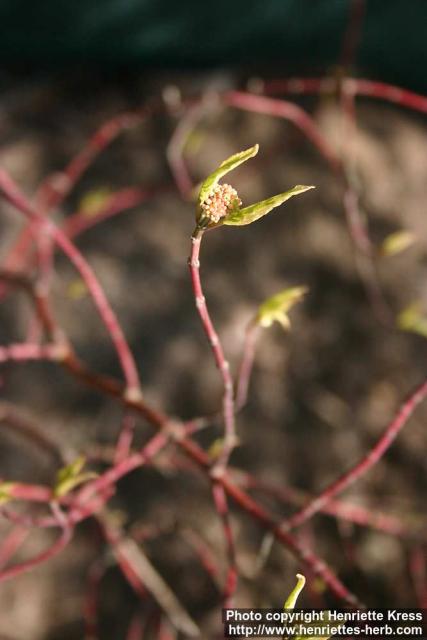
[189,229,236,469]
[64,187,154,239]
[281,378,427,532]
[0,169,141,395]
[238,472,417,538]
[0,504,73,583]
[211,483,238,606]
[0,400,65,466]
[167,101,206,198]
[235,320,260,411]
[0,335,360,604]
[36,111,145,213]
[225,89,390,323]
[70,431,169,524]
[223,90,340,170]
[0,342,64,364]
[0,525,29,570]
[263,77,427,115]
[220,474,361,606]
[181,529,220,587]
[114,411,138,464]
[101,520,147,600]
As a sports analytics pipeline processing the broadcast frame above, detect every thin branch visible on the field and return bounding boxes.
[223,91,341,170]
[235,320,260,411]
[0,342,65,365]
[263,76,427,115]
[189,228,237,470]
[0,525,29,571]
[0,401,65,466]
[100,514,200,637]
[0,169,141,396]
[280,377,427,532]
[36,111,146,212]
[0,503,73,583]
[64,187,154,239]
[238,471,422,538]
[211,483,238,606]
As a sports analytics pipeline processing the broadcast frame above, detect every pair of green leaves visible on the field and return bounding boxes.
[54,456,97,498]
[257,286,308,331]
[0,457,96,508]
[196,144,314,227]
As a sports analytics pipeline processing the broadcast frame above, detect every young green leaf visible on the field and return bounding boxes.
[284,573,306,609]
[79,187,112,217]
[197,144,259,210]
[224,185,314,226]
[257,286,308,330]
[380,230,415,257]
[282,576,342,639]
[54,455,97,498]
[397,303,427,338]
[0,482,16,505]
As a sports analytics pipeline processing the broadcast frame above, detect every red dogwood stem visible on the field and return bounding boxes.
[263,77,427,115]
[36,112,145,212]
[220,474,361,607]
[223,91,340,170]
[235,320,261,411]
[189,229,236,470]
[211,483,238,606]
[0,526,29,571]
[281,378,427,532]
[0,169,141,395]
[0,504,73,583]
[0,342,64,364]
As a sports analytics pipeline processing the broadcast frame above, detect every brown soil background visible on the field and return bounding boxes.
[0,70,426,638]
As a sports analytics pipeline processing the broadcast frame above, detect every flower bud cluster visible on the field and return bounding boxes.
[199,183,241,223]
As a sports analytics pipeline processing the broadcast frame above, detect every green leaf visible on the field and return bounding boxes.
[79,187,112,217]
[282,577,343,639]
[54,456,97,498]
[380,230,415,257]
[284,573,306,609]
[397,302,427,338]
[0,482,16,505]
[224,185,314,226]
[198,144,259,208]
[257,286,308,330]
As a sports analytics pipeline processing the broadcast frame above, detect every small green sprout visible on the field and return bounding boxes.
[284,573,306,609]
[0,481,16,505]
[283,574,340,640]
[257,286,308,330]
[397,302,427,338]
[380,230,415,257]
[54,455,97,498]
[196,144,314,229]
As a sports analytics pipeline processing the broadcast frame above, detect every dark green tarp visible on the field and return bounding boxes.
[0,0,426,92]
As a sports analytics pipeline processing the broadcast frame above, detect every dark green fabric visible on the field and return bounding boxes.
[0,0,426,92]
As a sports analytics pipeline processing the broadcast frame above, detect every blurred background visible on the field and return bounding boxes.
[0,1,426,638]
